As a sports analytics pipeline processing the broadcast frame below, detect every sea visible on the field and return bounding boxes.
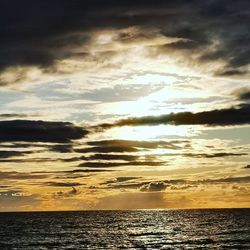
[0,209,249,249]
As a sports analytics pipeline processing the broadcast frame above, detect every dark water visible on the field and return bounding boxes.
[0,209,249,249]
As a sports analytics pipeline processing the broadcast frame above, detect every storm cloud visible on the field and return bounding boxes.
[0,0,249,85]
[95,105,250,129]
[0,120,88,143]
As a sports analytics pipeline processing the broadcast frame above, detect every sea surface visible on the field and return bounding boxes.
[0,209,249,249]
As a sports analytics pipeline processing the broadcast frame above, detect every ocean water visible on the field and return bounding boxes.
[0,209,249,249]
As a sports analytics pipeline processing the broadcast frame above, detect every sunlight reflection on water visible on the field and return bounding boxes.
[0,209,249,249]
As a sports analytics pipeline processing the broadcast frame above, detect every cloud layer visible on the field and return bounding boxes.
[0,120,87,143]
[1,0,250,85]
[95,105,250,129]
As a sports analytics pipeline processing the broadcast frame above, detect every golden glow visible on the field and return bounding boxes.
[108,125,194,140]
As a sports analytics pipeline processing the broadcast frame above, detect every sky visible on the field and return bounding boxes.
[0,0,250,211]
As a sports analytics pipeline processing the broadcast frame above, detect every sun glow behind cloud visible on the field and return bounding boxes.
[0,0,250,211]
[106,125,196,141]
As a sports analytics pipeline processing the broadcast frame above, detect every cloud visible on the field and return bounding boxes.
[88,154,138,161]
[103,179,169,191]
[106,182,149,190]
[102,176,250,191]
[233,88,250,101]
[78,161,165,168]
[86,139,183,150]
[204,176,250,183]
[0,157,73,163]
[0,120,88,143]
[183,152,247,158]
[115,177,140,182]
[95,104,250,129]
[53,187,79,198]
[0,138,188,164]
[75,146,139,153]
[163,40,201,50]
[216,69,247,76]
[170,184,197,190]
[0,0,90,72]
[239,92,250,101]
[0,171,48,180]
[1,0,249,85]
[44,181,83,187]
[0,113,31,119]
[140,182,167,192]
[0,185,11,189]
[102,176,141,185]
[166,176,250,185]
[1,153,139,164]
[49,144,74,153]
[0,150,27,158]
[80,84,164,102]
[63,169,114,173]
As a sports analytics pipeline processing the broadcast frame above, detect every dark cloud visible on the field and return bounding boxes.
[78,161,165,168]
[0,0,90,73]
[33,169,115,175]
[68,140,161,158]
[184,152,247,158]
[0,150,27,158]
[202,176,250,183]
[75,146,139,153]
[140,182,167,192]
[44,181,83,187]
[239,92,250,101]
[0,139,187,163]
[87,140,183,150]
[0,0,249,82]
[96,105,250,128]
[0,142,49,149]
[102,176,141,185]
[0,113,31,119]
[4,154,140,164]
[63,169,114,173]
[233,88,250,101]
[0,157,73,163]
[156,40,202,54]
[88,154,138,161]
[49,144,74,153]
[0,185,11,188]
[116,177,140,182]
[0,142,76,155]
[0,120,88,143]
[216,69,247,76]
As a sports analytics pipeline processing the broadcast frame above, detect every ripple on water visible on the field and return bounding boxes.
[0,209,249,249]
